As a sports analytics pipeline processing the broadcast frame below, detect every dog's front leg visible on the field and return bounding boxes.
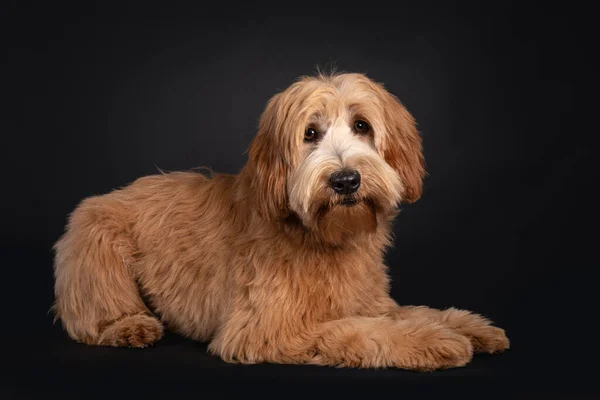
[383,303,510,354]
[306,316,473,371]
[208,312,472,370]
[207,316,317,366]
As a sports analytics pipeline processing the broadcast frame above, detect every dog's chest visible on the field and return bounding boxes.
[247,250,384,321]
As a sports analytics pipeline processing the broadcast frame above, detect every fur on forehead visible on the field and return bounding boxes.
[273,73,412,156]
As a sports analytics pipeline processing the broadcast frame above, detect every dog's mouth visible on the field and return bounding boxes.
[312,196,378,219]
[339,197,360,207]
[333,196,375,208]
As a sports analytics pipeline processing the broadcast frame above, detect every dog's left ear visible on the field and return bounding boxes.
[245,93,290,221]
[380,90,426,203]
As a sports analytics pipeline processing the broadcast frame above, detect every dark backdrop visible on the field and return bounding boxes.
[1,1,594,398]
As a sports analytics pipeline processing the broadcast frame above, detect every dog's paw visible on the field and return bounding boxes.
[308,319,474,371]
[400,322,474,371]
[462,325,510,354]
[97,313,163,348]
[437,308,510,354]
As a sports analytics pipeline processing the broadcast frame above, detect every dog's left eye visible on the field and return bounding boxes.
[304,127,318,142]
[353,120,370,134]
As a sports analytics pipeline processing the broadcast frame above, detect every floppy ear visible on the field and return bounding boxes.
[245,93,290,220]
[380,91,426,203]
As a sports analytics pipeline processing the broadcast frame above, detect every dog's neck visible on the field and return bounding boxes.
[277,212,393,253]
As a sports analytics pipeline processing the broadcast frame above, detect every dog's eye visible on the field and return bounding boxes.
[353,120,370,135]
[304,127,318,142]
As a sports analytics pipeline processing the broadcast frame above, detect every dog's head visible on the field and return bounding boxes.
[245,72,425,244]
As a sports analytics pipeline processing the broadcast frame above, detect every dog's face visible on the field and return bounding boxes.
[246,73,425,243]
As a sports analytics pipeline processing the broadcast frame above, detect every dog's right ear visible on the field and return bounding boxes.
[245,93,290,221]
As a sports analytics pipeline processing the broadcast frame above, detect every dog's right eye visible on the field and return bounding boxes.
[304,127,318,142]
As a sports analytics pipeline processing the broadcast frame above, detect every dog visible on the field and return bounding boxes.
[53,72,509,370]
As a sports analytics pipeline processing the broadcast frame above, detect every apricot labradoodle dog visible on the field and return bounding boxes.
[53,72,509,371]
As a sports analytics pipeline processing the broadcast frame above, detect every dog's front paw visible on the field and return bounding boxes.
[463,325,510,354]
[439,308,510,354]
[306,318,474,371]
[401,322,474,371]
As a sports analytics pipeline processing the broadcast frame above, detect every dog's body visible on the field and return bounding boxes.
[53,72,509,370]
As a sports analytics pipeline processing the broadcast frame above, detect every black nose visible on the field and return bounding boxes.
[329,170,361,195]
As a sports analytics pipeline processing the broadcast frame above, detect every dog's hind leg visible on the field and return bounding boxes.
[52,195,163,347]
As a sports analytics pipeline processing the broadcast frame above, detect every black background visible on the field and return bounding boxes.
[1,1,595,398]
